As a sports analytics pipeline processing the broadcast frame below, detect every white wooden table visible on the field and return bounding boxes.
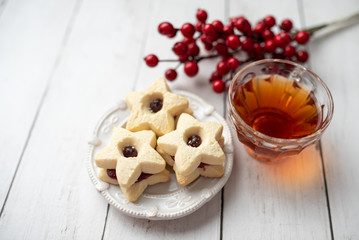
[0,0,358,239]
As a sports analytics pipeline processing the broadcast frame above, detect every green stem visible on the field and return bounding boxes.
[304,11,359,34]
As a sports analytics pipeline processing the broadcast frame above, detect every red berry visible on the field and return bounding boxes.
[212,20,224,33]
[263,15,276,28]
[172,42,188,56]
[181,23,195,38]
[206,34,219,43]
[284,45,296,58]
[144,54,159,67]
[273,52,285,59]
[230,17,238,27]
[178,54,189,62]
[274,32,291,47]
[253,43,263,55]
[158,22,175,35]
[210,71,222,82]
[183,37,195,45]
[167,29,178,38]
[214,42,228,55]
[280,19,293,32]
[212,79,226,93]
[296,50,309,62]
[234,17,251,34]
[204,42,213,51]
[295,31,310,44]
[196,9,208,23]
[223,25,234,36]
[227,57,240,71]
[184,61,199,77]
[195,22,204,32]
[221,54,233,61]
[165,69,177,81]
[262,29,274,40]
[187,42,200,56]
[203,24,217,36]
[200,34,209,44]
[226,34,241,50]
[217,61,230,75]
[254,22,265,34]
[264,39,277,53]
[241,38,254,52]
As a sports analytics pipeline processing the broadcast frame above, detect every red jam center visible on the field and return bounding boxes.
[149,98,163,113]
[198,162,209,170]
[106,169,117,179]
[122,146,138,158]
[187,135,202,148]
[136,173,152,183]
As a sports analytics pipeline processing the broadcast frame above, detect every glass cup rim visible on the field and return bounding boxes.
[227,59,334,145]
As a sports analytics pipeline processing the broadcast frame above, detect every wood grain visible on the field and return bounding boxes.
[0,0,151,238]
[222,0,332,239]
[0,0,79,210]
[0,0,358,239]
[302,0,359,239]
[102,1,225,239]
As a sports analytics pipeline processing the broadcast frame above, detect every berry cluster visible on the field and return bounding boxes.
[144,9,311,93]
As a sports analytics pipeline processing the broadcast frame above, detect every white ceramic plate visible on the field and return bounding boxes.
[87,90,233,220]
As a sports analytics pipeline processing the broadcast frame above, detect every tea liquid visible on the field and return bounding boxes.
[233,74,321,139]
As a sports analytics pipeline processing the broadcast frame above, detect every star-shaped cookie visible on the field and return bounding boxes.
[157,113,225,185]
[95,127,169,201]
[125,78,189,136]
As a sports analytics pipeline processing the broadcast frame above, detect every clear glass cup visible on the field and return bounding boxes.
[227,59,334,163]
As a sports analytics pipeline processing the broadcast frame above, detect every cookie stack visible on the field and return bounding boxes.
[95,78,226,202]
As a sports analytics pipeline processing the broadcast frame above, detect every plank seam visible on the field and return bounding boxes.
[0,0,83,220]
[297,0,334,239]
[99,2,154,235]
[220,1,229,239]
[101,204,110,240]
[0,0,9,20]
[319,141,335,240]
[130,1,154,91]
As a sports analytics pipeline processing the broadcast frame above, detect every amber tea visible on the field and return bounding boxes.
[227,59,333,162]
[232,74,322,139]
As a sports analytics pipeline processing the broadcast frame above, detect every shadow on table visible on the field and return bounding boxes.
[104,192,222,239]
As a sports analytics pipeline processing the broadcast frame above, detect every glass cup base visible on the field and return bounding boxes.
[245,147,286,164]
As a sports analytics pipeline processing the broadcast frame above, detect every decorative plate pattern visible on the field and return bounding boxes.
[87,90,233,220]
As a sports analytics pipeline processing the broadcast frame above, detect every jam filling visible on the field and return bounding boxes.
[122,146,138,158]
[106,169,117,179]
[107,169,152,183]
[198,162,209,169]
[187,135,202,148]
[135,173,152,183]
[149,98,163,113]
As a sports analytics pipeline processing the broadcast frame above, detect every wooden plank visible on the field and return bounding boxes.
[0,0,152,239]
[222,0,332,239]
[302,0,359,238]
[0,0,78,209]
[103,1,226,239]
[0,0,8,16]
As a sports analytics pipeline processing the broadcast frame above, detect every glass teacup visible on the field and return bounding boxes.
[227,59,334,163]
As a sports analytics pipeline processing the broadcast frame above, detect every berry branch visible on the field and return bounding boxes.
[144,9,359,93]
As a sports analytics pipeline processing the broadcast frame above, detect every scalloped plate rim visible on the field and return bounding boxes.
[87,90,234,220]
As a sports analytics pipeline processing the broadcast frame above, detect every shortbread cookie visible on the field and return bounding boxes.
[98,168,118,185]
[126,78,190,136]
[176,164,224,186]
[158,135,225,167]
[120,169,170,202]
[157,113,225,185]
[95,127,168,201]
